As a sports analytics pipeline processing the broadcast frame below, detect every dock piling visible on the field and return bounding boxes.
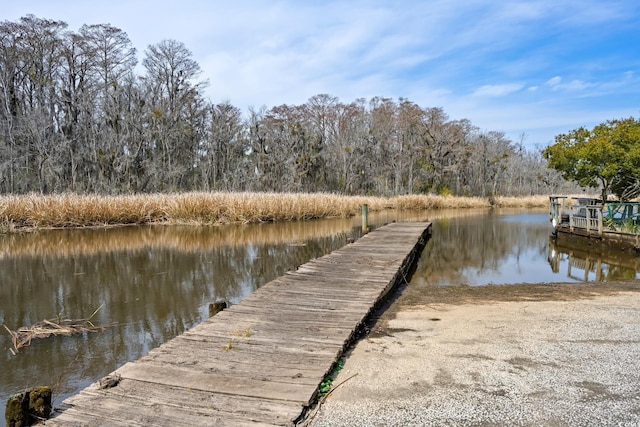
[361,204,369,233]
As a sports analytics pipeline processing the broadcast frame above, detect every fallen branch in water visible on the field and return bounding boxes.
[3,305,113,353]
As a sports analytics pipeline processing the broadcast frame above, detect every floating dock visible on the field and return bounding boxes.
[47,221,431,426]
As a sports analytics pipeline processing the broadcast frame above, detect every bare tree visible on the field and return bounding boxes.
[0,16,570,197]
[141,39,208,190]
[202,102,246,190]
[2,15,67,193]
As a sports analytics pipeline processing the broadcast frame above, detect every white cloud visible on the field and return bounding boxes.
[544,76,593,92]
[472,84,525,97]
[545,76,563,88]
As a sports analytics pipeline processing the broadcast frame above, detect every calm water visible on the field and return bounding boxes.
[410,210,640,286]
[1,209,638,423]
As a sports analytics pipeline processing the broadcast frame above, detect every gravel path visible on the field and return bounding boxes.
[307,285,640,426]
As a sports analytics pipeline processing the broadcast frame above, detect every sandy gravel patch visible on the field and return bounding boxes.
[308,284,640,426]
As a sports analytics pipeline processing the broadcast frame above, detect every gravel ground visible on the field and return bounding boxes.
[307,283,640,427]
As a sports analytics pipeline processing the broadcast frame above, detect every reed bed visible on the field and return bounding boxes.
[491,195,550,208]
[0,192,551,232]
[392,194,491,209]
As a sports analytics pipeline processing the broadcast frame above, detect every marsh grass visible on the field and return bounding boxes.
[0,192,551,232]
[491,195,551,208]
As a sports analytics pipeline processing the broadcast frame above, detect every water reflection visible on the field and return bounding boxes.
[0,218,367,423]
[0,220,367,259]
[411,210,640,287]
[411,210,548,286]
[548,236,640,281]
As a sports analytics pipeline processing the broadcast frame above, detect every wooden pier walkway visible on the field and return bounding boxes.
[48,221,431,426]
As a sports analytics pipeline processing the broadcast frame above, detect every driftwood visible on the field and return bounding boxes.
[3,305,112,353]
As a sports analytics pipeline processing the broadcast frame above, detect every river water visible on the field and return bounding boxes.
[1,208,638,423]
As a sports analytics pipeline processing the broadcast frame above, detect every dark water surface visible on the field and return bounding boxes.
[1,209,638,423]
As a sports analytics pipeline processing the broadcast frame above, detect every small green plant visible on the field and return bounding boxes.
[620,219,640,234]
[437,185,453,197]
[222,339,234,351]
[317,358,345,396]
[319,378,332,394]
[605,217,640,234]
[603,216,616,230]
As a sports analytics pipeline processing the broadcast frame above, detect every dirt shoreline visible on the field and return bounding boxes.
[308,281,640,426]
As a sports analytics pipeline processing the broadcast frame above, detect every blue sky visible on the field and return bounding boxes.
[3,0,639,150]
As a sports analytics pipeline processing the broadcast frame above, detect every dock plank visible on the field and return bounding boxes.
[60,379,295,426]
[47,221,431,426]
[76,379,302,425]
[115,362,313,404]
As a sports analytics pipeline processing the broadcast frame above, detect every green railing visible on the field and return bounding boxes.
[605,203,640,233]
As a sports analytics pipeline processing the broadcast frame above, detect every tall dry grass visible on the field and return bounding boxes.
[0,192,551,232]
[491,195,550,208]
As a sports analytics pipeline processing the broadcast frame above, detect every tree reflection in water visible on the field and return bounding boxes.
[411,210,639,287]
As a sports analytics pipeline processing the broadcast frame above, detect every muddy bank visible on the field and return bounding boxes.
[382,280,640,314]
[308,282,640,426]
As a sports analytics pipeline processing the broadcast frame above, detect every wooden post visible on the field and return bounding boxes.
[361,204,369,234]
[598,208,603,235]
[569,209,574,232]
[586,207,591,233]
[5,386,52,426]
[208,300,228,317]
[584,256,589,281]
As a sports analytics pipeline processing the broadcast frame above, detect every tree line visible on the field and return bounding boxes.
[0,15,574,196]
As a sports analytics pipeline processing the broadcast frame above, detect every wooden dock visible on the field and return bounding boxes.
[47,221,431,426]
[549,196,640,251]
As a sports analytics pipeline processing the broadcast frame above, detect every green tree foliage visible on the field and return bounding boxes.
[606,118,640,200]
[544,117,640,201]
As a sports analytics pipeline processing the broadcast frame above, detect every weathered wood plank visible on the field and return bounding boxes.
[232,297,370,313]
[48,222,431,426]
[181,326,349,348]
[66,379,303,425]
[59,379,295,426]
[173,333,343,358]
[216,312,363,330]
[197,312,356,339]
[115,362,315,404]
[138,350,328,386]
[145,333,345,368]
[156,337,336,372]
[222,304,369,324]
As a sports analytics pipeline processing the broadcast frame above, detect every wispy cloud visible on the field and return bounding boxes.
[472,84,525,97]
[544,76,591,92]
